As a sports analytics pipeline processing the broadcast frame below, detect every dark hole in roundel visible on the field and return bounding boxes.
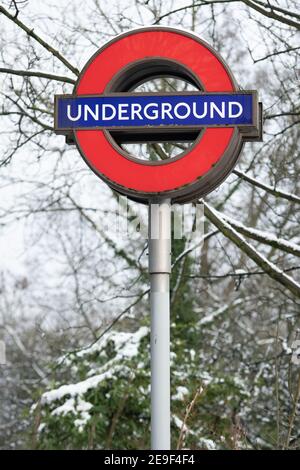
[105,59,202,162]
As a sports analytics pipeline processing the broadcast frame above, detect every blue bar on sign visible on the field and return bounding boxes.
[55,93,254,130]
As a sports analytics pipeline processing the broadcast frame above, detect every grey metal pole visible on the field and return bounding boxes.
[148,199,171,450]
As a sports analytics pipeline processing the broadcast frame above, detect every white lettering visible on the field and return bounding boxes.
[193,102,207,119]
[102,104,116,120]
[118,103,129,120]
[161,103,173,120]
[174,102,191,119]
[84,105,99,121]
[67,104,82,121]
[144,103,159,120]
[210,102,225,118]
[65,98,245,124]
[228,101,243,118]
[131,103,143,120]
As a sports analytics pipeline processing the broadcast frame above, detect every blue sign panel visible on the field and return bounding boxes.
[55,93,255,130]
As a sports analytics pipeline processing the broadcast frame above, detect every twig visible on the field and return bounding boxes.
[0,5,79,75]
[177,385,205,450]
[0,67,75,84]
[234,169,300,205]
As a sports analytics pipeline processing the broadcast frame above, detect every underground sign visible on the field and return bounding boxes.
[54,27,262,203]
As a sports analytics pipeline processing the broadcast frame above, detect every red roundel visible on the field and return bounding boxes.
[74,27,242,203]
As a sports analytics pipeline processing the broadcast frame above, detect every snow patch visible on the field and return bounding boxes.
[198,437,217,450]
[42,368,120,404]
[76,326,149,360]
[198,299,243,326]
[41,326,149,406]
[172,386,189,401]
[51,398,76,416]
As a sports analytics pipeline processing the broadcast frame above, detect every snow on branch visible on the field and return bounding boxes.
[41,326,149,405]
[197,298,244,326]
[217,210,300,258]
[203,201,300,298]
[234,169,300,205]
[41,368,124,405]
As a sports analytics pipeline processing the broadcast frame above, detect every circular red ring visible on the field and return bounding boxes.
[74,28,237,199]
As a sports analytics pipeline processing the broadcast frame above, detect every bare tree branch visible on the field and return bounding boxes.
[153,0,238,24]
[0,67,76,84]
[251,0,300,21]
[0,5,80,76]
[153,0,300,29]
[250,46,300,63]
[234,169,300,205]
[186,265,300,280]
[265,111,300,120]
[243,0,300,28]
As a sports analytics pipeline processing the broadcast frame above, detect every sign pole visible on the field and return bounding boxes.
[148,199,171,450]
